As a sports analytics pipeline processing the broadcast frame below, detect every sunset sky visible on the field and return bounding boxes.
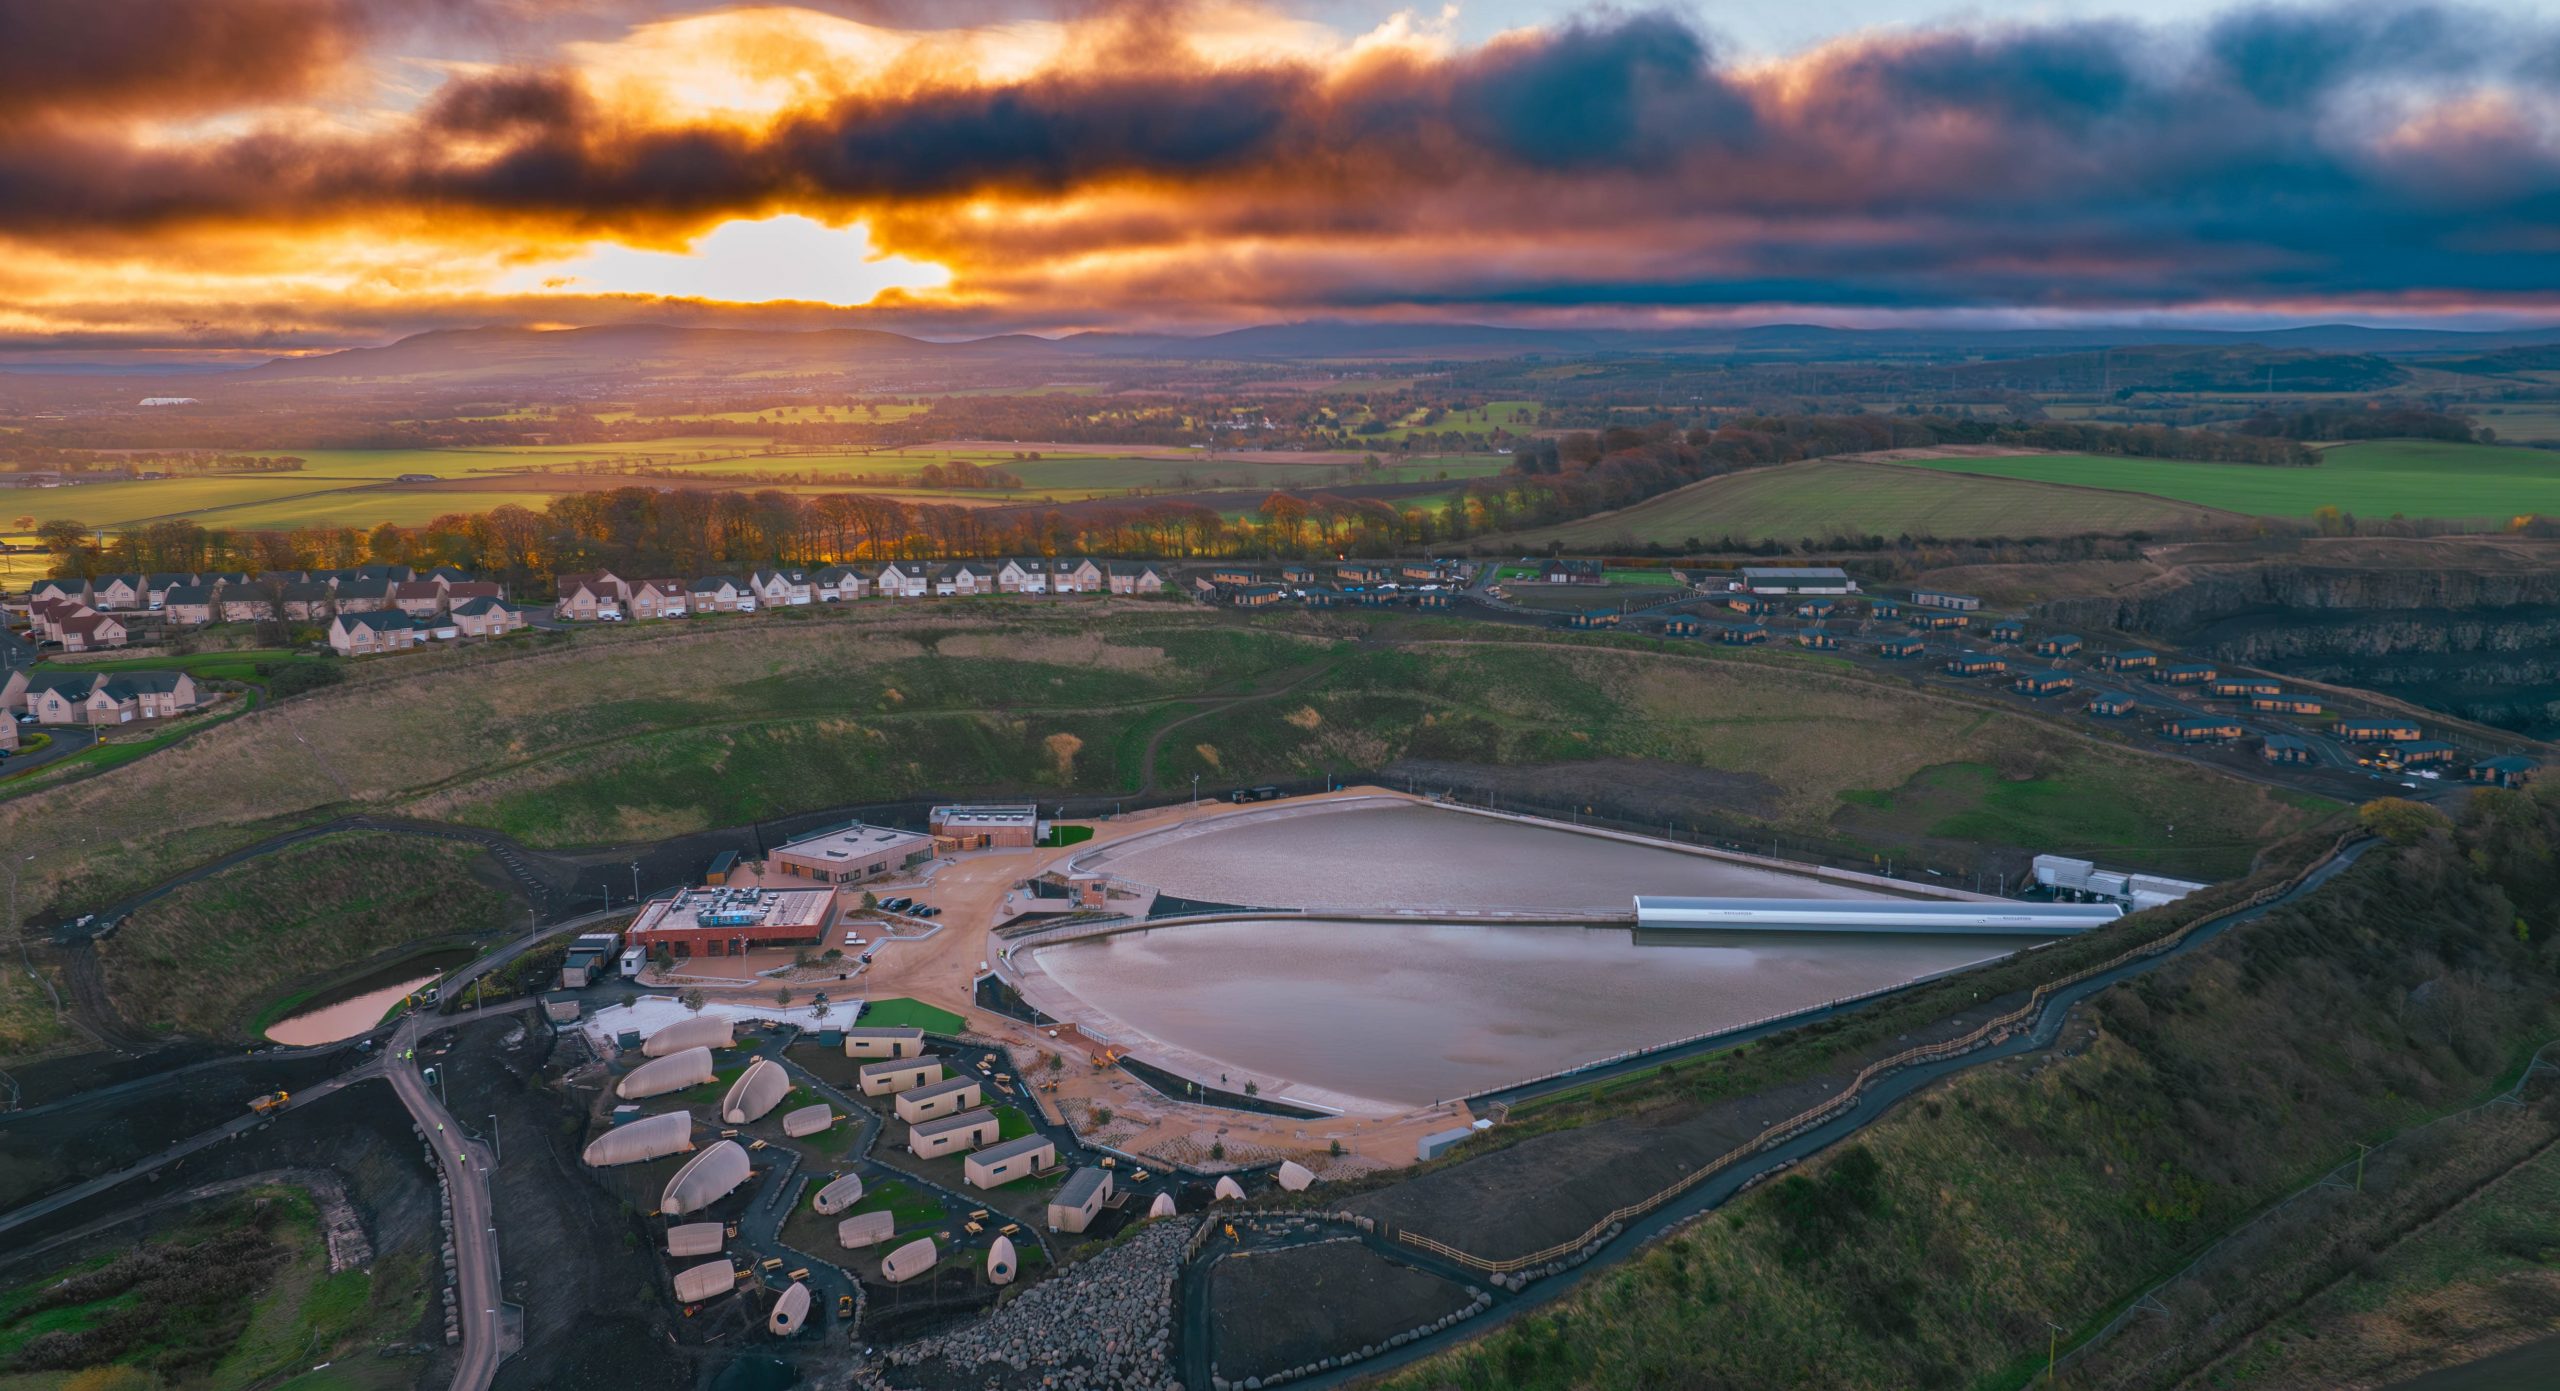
[5,0,2559,360]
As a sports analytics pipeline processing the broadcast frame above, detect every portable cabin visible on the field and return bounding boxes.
[964,1134,1058,1190]
[2260,735,2316,765]
[1867,600,1902,621]
[906,1108,1000,1159]
[1987,619,2026,643]
[1878,638,1925,660]
[1046,1167,1113,1234]
[2396,740,2462,767]
[1228,583,1287,608]
[2087,693,2134,717]
[2014,670,2075,696]
[1718,622,1770,646]
[1794,598,1836,619]
[893,1075,984,1124]
[2251,695,2324,716]
[1910,611,1969,631]
[2152,663,2218,686]
[1661,616,1700,638]
[1280,564,1317,585]
[2164,717,2243,744]
[860,1058,946,1097]
[1798,628,1838,650]
[2470,755,2538,788]
[2032,635,2082,658]
[2097,650,2158,672]
[1415,591,1452,610]
[2334,719,2423,743]
[1568,609,1619,630]
[842,1027,927,1059]
[1944,651,2006,677]
[2208,677,2283,699]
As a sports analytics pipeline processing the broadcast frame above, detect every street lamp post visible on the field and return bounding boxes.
[631,861,642,904]
[1191,774,1199,808]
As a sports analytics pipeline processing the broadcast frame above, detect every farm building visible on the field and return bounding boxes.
[2335,719,2423,742]
[893,1075,984,1124]
[2087,694,2134,717]
[661,1141,753,1216]
[2096,650,2157,671]
[771,822,933,884]
[1737,566,1857,594]
[881,1238,938,1283]
[813,1174,865,1215]
[1047,1167,1113,1233]
[2163,717,2243,743]
[2260,735,2316,765]
[1798,629,1838,650]
[965,1134,1058,1189]
[1878,638,1926,660]
[1909,611,1968,631]
[1795,598,1836,619]
[1944,651,2006,677]
[2471,755,2538,787]
[843,1027,927,1058]
[2014,670,2075,696]
[862,1058,947,1098]
[2152,664,2218,686]
[721,1058,790,1124]
[626,886,837,959]
[2032,635,2082,658]
[2208,677,2284,698]
[1718,622,1770,646]
[1910,589,1981,611]
[837,1211,896,1249]
[581,1111,693,1167]
[2251,695,2324,715]
[1987,619,2026,643]
[666,1223,726,1258]
[1568,609,1619,629]
[2395,740,2462,767]
[618,1047,717,1100]
[907,1107,1000,1158]
[928,803,1041,849]
[1660,616,1700,638]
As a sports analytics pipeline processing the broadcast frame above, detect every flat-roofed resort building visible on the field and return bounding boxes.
[861,1057,946,1096]
[627,885,837,959]
[842,1027,927,1058]
[928,803,1044,849]
[1048,1166,1112,1232]
[769,822,934,884]
[894,1075,984,1123]
[967,1135,1057,1189]
[909,1108,1002,1158]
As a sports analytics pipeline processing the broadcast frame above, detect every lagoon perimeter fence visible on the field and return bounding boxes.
[1382,833,2360,1276]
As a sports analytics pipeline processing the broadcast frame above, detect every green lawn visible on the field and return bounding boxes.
[1502,457,2240,548]
[857,997,966,1034]
[1907,440,2560,521]
[1831,760,2333,880]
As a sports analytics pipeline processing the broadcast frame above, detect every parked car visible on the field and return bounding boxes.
[880,896,911,912]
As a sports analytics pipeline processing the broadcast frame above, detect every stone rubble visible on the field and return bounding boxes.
[862,1221,1188,1391]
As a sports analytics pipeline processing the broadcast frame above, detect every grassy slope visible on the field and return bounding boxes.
[1151,639,2319,878]
[1382,792,2560,1391]
[1496,457,2238,548]
[97,832,514,1038]
[1905,440,2560,521]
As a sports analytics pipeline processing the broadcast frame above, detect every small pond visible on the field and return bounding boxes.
[263,948,473,1046]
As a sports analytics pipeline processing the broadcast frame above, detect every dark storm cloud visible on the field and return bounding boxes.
[2,0,2558,327]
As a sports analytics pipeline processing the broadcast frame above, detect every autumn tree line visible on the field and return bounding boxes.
[35,414,2315,595]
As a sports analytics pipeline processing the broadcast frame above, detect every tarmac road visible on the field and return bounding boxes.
[390,1004,525,1391]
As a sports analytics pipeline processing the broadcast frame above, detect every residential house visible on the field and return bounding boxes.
[936,562,997,597]
[26,671,203,725]
[423,565,474,586]
[449,597,526,639]
[89,574,147,611]
[629,579,689,620]
[145,573,196,608]
[1397,563,1442,583]
[57,611,129,651]
[217,589,275,623]
[750,569,813,607]
[993,559,1045,594]
[875,563,929,599]
[1795,598,1836,619]
[329,610,420,655]
[554,572,629,621]
[690,576,751,612]
[1208,566,1257,587]
[1867,600,1902,621]
[1539,559,1603,585]
[331,577,393,613]
[1106,562,1163,595]
[1050,558,1104,593]
[814,566,868,601]
[392,581,451,616]
[1415,590,1451,609]
[161,584,218,626]
[278,582,335,620]
[28,577,88,605]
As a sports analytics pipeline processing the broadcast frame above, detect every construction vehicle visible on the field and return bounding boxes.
[246,1091,290,1116]
[1090,1047,1121,1070]
[1223,1222,1239,1244]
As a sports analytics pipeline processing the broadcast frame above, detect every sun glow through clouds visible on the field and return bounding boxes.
[515,216,952,307]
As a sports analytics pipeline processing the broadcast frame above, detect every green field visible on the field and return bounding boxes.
[854,996,967,1034]
[1500,457,2242,548]
[1908,440,2560,521]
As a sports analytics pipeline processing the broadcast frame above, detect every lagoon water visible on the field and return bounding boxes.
[1081,801,1889,913]
[1039,800,2031,1109]
[1037,918,2028,1109]
[264,949,467,1045]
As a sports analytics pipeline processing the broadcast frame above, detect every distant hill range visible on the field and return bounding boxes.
[144,317,2560,385]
